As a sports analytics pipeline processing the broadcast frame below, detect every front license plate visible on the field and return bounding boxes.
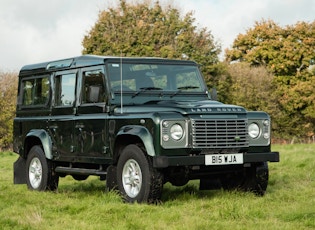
[205,153,243,165]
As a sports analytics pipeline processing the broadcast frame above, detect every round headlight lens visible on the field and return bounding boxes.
[170,124,184,141]
[248,123,260,139]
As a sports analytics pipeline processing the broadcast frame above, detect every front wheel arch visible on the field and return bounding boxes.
[116,125,156,157]
[116,144,163,203]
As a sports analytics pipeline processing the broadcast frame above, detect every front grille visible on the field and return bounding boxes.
[191,119,249,149]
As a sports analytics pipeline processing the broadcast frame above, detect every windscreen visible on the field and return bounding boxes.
[107,63,205,93]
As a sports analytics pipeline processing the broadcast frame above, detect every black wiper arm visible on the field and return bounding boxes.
[177,86,199,90]
[171,86,199,98]
[140,87,163,90]
[132,87,163,98]
[170,90,181,98]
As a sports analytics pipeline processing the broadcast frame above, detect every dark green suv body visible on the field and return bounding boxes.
[13,55,279,203]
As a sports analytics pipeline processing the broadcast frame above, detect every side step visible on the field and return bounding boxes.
[55,166,107,176]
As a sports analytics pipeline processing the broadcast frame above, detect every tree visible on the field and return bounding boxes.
[0,71,18,150]
[82,0,221,85]
[274,73,315,140]
[225,20,315,76]
[225,63,284,137]
[227,63,276,110]
[225,19,315,140]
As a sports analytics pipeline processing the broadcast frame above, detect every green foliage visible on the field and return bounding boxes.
[274,73,315,139]
[1,144,315,229]
[225,19,315,140]
[203,62,233,103]
[0,71,18,150]
[226,20,315,76]
[226,63,276,110]
[82,0,221,82]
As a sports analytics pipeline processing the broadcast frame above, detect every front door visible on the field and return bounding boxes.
[74,66,110,164]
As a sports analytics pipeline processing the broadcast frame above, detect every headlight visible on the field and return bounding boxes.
[170,124,184,141]
[161,120,187,148]
[248,123,260,139]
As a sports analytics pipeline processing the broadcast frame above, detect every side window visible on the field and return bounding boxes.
[55,73,76,106]
[22,76,50,106]
[82,69,105,103]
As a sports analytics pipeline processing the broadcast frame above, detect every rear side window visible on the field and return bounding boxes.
[21,76,50,106]
[55,73,76,106]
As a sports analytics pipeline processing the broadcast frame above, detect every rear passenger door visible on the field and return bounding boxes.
[49,70,77,161]
[74,66,110,163]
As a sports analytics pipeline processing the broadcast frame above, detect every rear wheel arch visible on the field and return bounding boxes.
[24,136,41,158]
[26,145,59,191]
[24,129,53,160]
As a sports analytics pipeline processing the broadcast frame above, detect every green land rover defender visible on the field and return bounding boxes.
[13,55,279,203]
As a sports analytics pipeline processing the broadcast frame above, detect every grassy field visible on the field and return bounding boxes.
[0,144,314,230]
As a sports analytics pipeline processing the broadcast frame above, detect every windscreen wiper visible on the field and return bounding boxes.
[132,87,163,98]
[177,86,199,90]
[171,86,199,97]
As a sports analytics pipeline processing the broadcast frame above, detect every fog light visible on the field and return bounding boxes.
[263,133,270,139]
[263,120,269,126]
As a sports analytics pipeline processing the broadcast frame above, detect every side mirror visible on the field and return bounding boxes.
[210,88,217,101]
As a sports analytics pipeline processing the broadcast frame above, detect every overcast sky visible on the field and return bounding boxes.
[1,0,314,71]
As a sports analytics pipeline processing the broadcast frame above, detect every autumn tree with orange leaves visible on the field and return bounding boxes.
[0,71,18,150]
[226,19,315,140]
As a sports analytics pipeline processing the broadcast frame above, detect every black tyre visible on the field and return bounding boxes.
[117,144,163,203]
[242,162,269,196]
[221,171,246,191]
[221,162,269,196]
[26,145,59,191]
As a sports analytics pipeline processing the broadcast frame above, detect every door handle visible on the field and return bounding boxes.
[49,125,58,132]
[75,124,85,129]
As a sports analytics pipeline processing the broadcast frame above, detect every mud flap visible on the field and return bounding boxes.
[106,165,118,191]
[13,157,27,184]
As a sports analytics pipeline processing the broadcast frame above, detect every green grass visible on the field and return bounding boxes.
[1,144,314,229]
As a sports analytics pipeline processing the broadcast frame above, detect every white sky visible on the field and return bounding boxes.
[1,0,314,71]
